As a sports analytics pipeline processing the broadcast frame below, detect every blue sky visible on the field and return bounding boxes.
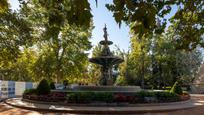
[89,0,130,52]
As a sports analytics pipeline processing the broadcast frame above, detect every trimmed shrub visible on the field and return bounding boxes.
[135,91,155,97]
[36,79,51,95]
[23,90,182,103]
[170,81,183,95]
[50,82,56,90]
[67,92,114,103]
[67,92,94,103]
[23,89,37,95]
[66,91,181,103]
[93,92,113,103]
[155,91,180,102]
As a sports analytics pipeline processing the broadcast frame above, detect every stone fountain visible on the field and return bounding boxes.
[62,25,141,92]
[89,25,124,85]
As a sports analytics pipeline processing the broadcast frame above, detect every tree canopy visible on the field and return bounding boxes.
[106,0,204,50]
[0,0,203,87]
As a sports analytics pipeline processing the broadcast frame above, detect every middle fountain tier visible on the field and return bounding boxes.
[89,25,124,85]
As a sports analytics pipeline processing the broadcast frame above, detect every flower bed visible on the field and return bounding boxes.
[22,79,190,104]
[23,89,190,104]
[23,90,66,102]
[66,91,183,103]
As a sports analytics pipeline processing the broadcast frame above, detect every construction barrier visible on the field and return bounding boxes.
[0,80,36,98]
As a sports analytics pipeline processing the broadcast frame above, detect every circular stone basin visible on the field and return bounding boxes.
[89,56,124,66]
[53,86,141,92]
[99,40,113,45]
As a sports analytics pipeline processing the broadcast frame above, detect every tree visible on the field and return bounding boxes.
[0,6,33,79]
[116,27,202,88]
[0,48,37,81]
[106,0,204,50]
[0,11,33,65]
[0,0,9,13]
[88,44,103,84]
[1,0,93,82]
[16,0,93,83]
[170,0,204,50]
[149,28,203,88]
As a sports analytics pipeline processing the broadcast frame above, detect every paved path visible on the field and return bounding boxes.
[1,94,204,115]
[3,98,196,114]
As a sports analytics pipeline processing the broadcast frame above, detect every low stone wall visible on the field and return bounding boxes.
[64,85,141,92]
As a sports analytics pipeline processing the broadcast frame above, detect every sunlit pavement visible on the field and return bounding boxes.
[1,94,204,115]
[0,103,41,115]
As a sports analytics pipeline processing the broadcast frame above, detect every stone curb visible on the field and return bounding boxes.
[4,98,195,114]
[21,98,192,107]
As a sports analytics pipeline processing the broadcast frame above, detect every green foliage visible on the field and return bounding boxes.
[92,92,113,103]
[1,0,93,83]
[0,0,9,13]
[106,0,204,50]
[135,91,155,98]
[88,44,103,84]
[67,92,113,103]
[50,82,56,90]
[36,79,51,95]
[135,91,180,102]
[171,81,183,95]
[0,48,37,81]
[1,0,203,84]
[17,0,93,83]
[115,76,127,86]
[66,91,180,103]
[20,0,92,28]
[0,10,33,69]
[23,89,37,95]
[170,1,204,50]
[155,91,180,102]
[106,0,174,37]
[67,92,94,103]
[118,29,203,88]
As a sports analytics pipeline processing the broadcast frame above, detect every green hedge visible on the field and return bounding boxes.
[23,89,37,95]
[67,92,113,103]
[134,91,180,103]
[66,91,181,103]
[36,79,51,95]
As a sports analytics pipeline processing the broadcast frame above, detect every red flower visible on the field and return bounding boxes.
[113,93,127,102]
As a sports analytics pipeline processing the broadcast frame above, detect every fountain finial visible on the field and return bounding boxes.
[99,24,113,46]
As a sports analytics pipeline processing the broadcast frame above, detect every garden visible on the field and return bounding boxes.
[0,1,203,112]
[22,79,190,105]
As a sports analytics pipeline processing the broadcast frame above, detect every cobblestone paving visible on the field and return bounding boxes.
[1,95,204,115]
